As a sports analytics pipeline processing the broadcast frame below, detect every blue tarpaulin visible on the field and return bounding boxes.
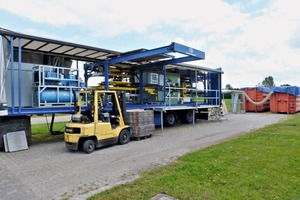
[270,86,300,97]
[241,87,270,93]
[241,86,300,97]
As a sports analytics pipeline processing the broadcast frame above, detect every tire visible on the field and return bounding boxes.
[119,129,130,145]
[83,139,95,154]
[184,110,194,124]
[164,112,176,127]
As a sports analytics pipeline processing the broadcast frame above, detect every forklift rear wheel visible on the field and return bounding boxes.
[83,139,95,154]
[119,129,130,145]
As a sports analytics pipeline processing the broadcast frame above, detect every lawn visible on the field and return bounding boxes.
[89,113,300,200]
[223,98,232,113]
[31,121,67,143]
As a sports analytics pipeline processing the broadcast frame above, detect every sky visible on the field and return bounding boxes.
[0,0,299,88]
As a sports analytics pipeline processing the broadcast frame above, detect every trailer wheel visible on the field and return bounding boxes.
[164,112,176,127]
[183,110,194,124]
[83,139,95,154]
[119,129,130,145]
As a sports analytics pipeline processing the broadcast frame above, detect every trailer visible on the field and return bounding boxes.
[83,42,223,129]
[0,27,223,150]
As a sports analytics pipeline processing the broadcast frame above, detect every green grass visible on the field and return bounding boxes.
[89,113,300,200]
[31,121,67,143]
[223,98,232,113]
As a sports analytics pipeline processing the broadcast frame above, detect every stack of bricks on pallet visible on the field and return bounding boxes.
[126,110,155,139]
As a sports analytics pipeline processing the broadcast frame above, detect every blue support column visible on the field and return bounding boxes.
[104,61,109,91]
[18,37,22,113]
[10,37,15,114]
[218,69,222,105]
[139,69,144,104]
[84,65,89,88]
[163,65,166,104]
[207,69,222,106]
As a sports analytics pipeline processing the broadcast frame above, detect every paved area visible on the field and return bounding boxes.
[0,112,289,200]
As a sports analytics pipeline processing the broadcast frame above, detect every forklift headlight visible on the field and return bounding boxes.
[65,127,81,134]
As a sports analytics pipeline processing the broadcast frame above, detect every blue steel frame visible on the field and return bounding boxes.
[6,36,79,116]
[84,42,223,107]
[6,40,220,116]
[101,42,205,65]
[8,37,24,114]
[95,42,205,91]
[10,37,14,114]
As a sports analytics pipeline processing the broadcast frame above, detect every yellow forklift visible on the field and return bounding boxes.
[64,90,131,153]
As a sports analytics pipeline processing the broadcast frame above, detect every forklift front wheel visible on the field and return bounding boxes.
[83,139,95,154]
[119,129,130,145]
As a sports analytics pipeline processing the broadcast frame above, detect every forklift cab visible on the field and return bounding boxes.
[65,90,131,153]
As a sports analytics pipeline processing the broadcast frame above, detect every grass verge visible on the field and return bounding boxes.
[223,98,232,113]
[31,121,67,144]
[89,113,300,200]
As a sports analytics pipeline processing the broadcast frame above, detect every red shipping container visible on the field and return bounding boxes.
[242,87,270,112]
[270,93,300,114]
[269,86,300,114]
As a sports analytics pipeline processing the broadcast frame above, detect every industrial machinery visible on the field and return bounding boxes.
[0,27,223,151]
[64,90,131,153]
[84,43,223,128]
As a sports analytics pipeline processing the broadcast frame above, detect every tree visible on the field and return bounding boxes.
[225,84,233,90]
[261,76,275,87]
[281,84,291,86]
[223,84,237,99]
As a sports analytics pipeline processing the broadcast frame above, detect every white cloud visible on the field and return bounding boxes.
[1,0,299,87]
[0,0,246,36]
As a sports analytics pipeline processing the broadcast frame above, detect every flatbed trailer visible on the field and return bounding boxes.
[84,42,223,128]
[0,27,223,149]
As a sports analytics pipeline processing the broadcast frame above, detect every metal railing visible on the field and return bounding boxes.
[163,86,221,108]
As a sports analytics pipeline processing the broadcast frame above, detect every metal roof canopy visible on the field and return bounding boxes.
[167,63,224,74]
[0,27,119,62]
[101,42,205,66]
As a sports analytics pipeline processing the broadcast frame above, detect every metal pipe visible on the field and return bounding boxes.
[163,65,166,105]
[10,36,15,113]
[18,37,22,113]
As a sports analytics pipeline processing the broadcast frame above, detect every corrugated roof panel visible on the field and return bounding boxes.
[38,43,61,52]
[0,27,121,62]
[13,38,31,47]
[23,40,46,50]
[97,54,114,59]
[51,45,74,53]
[64,48,86,55]
[86,52,107,58]
[76,50,97,57]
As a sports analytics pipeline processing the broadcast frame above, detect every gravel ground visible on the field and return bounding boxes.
[0,112,289,200]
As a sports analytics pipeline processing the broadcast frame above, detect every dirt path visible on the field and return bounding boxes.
[0,113,288,200]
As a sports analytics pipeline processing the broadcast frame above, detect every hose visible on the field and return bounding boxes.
[231,90,273,106]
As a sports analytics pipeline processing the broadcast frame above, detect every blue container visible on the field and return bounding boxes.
[154,112,162,126]
[80,82,85,87]
[45,72,57,78]
[38,89,78,103]
[68,81,77,86]
[65,74,76,79]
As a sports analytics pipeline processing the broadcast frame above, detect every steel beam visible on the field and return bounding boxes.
[101,42,205,66]
[172,42,205,59]
[18,37,22,113]
[10,37,15,114]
